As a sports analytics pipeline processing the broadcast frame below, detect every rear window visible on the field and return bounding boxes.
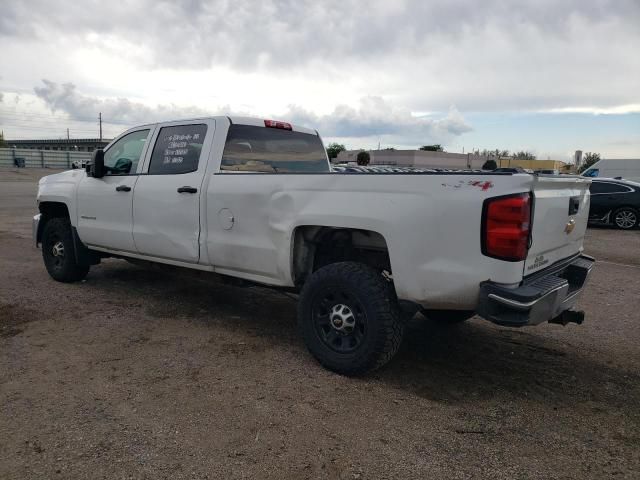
[221,124,329,173]
[590,182,631,194]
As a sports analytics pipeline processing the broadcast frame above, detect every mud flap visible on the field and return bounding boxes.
[71,227,102,266]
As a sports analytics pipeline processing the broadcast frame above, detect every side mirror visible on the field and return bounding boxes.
[88,149,105,178]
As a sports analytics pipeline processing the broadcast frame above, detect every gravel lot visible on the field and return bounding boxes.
[1,168,639,479]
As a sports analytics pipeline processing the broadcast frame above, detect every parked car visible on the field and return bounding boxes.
[588,178,640,230]
[71,160,86,169]
[33,116,595,375]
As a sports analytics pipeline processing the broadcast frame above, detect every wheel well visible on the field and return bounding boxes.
[613,205,639,212]
[37,202,70,243]
[292,226,391,286]
[39,202,70,219]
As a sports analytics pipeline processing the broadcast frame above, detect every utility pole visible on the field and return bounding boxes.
[99,112,102,142]
[67,128,70,140]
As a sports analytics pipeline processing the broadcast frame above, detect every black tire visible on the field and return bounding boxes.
[421,309,475,324]
[612,207,638,230]
[298,262,404,376]
[42,217,90,282]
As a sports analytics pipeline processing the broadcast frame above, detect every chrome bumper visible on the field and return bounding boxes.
[477,255,595,327]
[33,213,41,247]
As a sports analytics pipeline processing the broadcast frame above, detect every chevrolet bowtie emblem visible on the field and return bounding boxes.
[565,218,576,234]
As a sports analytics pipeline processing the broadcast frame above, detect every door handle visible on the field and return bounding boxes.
[115,185,131,192]
[177,186,198,194]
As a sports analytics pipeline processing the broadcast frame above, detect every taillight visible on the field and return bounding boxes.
[481,193,532,261]
[264,119,292,130]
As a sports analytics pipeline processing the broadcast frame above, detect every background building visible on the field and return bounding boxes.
[336,149,569,171]
[5,138,112,152]
[336,149,488,169]
[497,158,568,171]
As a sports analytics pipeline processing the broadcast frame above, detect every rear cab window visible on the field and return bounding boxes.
[221,124,329,173]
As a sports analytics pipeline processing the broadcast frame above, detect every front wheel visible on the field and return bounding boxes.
[298,262,404,376]
[42,217,90,282]
[612,207,638,230]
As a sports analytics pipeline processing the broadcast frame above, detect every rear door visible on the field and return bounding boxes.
[524,175,591,275]
[132,120,215,263]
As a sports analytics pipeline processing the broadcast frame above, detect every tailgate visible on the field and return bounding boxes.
[525,175,591,275]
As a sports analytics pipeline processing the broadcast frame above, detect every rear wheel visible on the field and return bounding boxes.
[422,309,475,324]
[42,218,90,282]
[612,207,638,230]
[298,262,404,376]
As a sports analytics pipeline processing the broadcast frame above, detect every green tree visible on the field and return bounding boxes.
[578,152,601,173]
[482,159,498,170]
[512,151,536,160]
[480,148,509,157]
[419,144,444,152]
[356,151,370,166]
[326,142,346,160]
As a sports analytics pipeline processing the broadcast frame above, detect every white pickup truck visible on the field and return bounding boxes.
[33,116,594,375]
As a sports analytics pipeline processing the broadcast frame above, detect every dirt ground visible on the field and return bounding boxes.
[1,168,639,479]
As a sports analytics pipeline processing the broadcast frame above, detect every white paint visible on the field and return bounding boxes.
[37,116,592,309]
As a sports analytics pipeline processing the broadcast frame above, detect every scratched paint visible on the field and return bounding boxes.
[468,180,494,191]
[440,179,494,190]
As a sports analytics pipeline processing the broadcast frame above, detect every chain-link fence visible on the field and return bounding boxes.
[0,148,92,169]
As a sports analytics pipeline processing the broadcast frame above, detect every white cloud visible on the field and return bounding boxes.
[2,0,638,113]
[33,79,211,125]
[30,80,472,146]
[285,99,471,143]
[0,0,638,153]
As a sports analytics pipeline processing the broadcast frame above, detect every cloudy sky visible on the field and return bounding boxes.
[1,0,639,161]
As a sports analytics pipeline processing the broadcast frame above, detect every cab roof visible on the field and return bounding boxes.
[142,115,317,136]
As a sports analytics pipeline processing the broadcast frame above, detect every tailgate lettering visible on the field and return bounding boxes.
[527,255,549,271]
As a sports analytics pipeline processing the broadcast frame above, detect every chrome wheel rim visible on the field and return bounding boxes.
[615,210,636,229]
[49,239,65,269]
[312,288,366,353]
[52,241,65,258]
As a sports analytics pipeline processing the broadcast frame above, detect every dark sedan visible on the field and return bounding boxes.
[588,178,640,230]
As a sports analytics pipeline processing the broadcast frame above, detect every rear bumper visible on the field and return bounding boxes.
[477,254,595,327]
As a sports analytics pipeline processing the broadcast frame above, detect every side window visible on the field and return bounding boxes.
[148,124,208,175]
[103,129,150,175]
[221,124,329,173]
[583,168,599,177]
[590,182,630,194]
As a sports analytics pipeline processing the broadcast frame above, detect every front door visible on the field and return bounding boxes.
[132,121,214,263]
[76,128,152,252]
